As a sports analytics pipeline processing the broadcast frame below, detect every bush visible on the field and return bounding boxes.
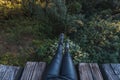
[0,52,28,66]
[2,18,52,43]
[0,0,22,19]
[75,16,120,63]
[67,1,82,14]
[0,0,120,65]
[32,39,89,64]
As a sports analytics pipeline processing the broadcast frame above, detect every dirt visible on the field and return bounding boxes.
[0,34,33,54]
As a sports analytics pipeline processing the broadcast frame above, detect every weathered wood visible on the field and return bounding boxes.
[102,64,119,80]
[31,62,46,80]
[0,65,21,80]
[79,63,93,80]
[111,64,120,79]
[89,63,103,80]
[1,62,120,80]
[14,67,23,80]
[20,62,46,80]
[0,65,8,79]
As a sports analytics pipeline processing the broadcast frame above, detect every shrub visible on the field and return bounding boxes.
[3,18,52,43]
[0,0,22,19]
[75,16,120,63]
[0,52,28,66]
[67,1,82,14]
[32,39,89,64]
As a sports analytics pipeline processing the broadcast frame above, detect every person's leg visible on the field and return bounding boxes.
[42,33,64,80]
[60,41,78,80]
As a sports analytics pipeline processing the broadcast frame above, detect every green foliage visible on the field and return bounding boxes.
[67,1,82,14]
[75,16,120,63]
[0,53,28,66]
[31,39,56,63]
[68,40,89,64]
[32,39,89,64]
[46,0,67,21]
[21,0,35,15]
[0,0,22,19]
[0,0,120,66]
[21,0,46,19]
[1,18,52,43]
[44,0,67,35]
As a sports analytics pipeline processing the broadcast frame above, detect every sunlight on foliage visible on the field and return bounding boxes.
[0,0,120,65]
[0,0,22,9]
[32,39,89,64]
[0,0,22,19]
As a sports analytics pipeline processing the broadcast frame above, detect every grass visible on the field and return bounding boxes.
[0,0,120,66]
[0,17,53,66]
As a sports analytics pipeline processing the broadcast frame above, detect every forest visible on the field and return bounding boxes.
[0,0,120,66]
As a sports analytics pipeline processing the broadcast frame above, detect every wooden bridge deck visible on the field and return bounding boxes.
[0,62,120,80]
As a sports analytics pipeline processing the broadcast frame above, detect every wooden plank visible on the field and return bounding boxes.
[2,66,20,80]
[111,64,120,79]
[79,63,93,80]
[14,67,23,80]
[20,62,36,80]
[0,65,21,80]
[89,63,103,80]
[31,62,46,80]
[0,65,8,79]
[102,64,119,80]
[20,62,46,80]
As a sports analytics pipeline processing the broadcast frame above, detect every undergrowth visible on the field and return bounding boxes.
[0,0,120,66]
